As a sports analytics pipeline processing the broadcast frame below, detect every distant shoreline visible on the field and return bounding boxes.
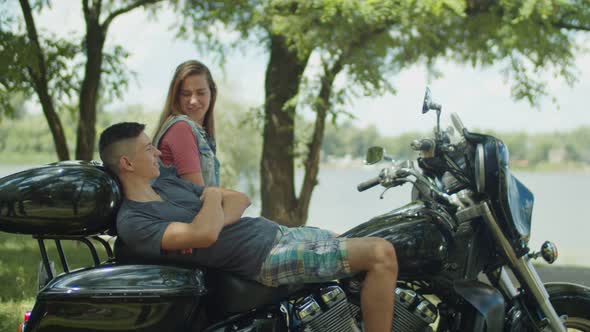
[318,160,590,173]
[1,159,590,176]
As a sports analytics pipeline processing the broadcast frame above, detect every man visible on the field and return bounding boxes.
[99,122,398,332]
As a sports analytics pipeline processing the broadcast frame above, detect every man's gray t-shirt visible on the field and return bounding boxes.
[116,172,279,279]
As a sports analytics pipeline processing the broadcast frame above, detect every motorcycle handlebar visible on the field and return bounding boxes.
[357,176,381,192]
[411,139,434,151]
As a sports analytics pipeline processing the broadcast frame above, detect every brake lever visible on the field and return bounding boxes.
[379,187,390,200]
[380,179,407,199]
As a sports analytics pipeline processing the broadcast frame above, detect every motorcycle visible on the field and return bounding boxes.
[1,87,589,331]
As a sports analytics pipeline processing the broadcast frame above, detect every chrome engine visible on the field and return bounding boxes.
[294,286,360,332]
[393,288,437,332]
[294,286,437,332]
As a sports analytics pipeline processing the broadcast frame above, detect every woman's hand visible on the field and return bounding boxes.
[201,187,222,203]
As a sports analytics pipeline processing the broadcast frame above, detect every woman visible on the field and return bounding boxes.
[153,60,220,187]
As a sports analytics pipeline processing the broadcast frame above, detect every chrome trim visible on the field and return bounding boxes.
[498,267,519,299]
[480,202,565,332]
[475,144,485,193]
[541,241,558,264]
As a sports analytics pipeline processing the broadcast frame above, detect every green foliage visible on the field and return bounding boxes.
[179,0,590,112]
[320,121,590,170]
[215,99,263,197]
[321,121,423,161]
[0,98,264,194]
[0,0,158,160]
[0,24,134,117]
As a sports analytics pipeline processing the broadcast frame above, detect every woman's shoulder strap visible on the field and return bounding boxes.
[153,115,201,146]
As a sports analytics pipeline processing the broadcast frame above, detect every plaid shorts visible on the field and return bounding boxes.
[256,225,353,287]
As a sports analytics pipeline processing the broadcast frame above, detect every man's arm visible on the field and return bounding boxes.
[220,188,251,225]
[160,187,225,250]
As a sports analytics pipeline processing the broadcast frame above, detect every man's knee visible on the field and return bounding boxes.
[367,238,398,274]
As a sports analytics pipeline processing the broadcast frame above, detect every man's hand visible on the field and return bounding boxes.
[161,187,226,250]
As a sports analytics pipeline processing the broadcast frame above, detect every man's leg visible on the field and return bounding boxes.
[346,237,398,332]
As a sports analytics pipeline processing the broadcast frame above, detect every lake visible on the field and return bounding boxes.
[1,163,589,267]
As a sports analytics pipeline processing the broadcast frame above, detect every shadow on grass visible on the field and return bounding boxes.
[0,232,109,332]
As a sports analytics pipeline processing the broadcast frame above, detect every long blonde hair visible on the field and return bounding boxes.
[154,60,218,141]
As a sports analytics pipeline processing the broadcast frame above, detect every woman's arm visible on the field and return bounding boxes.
[159,122,204,186]
[181,172,206,187]
[219,188,251,225]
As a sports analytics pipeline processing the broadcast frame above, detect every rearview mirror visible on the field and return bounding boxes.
[365,146,385,165]
[422,87,441,114]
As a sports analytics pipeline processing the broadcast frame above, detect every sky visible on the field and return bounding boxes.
[9,2,590,136]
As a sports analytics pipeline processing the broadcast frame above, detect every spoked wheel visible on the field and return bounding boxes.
[564,316,590,331]
[507,283,590,332]
[549,283,590,332]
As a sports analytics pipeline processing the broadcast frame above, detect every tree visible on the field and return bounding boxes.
[178,1,415,226]
[1,0,163,161]
[179,0,590,227]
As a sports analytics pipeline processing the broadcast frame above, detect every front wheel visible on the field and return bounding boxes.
[506,283,590,332]
[548,283,590,331]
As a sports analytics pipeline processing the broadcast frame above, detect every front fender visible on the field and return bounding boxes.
[454,280,505,332]
[545,282,590,316]
[545,282,590,298]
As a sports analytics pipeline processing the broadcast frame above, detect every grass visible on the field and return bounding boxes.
[0,232,109,332]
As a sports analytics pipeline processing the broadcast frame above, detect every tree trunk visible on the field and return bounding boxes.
[260,35,309,226]
[76,5,105,161]
[19,0,70,161]
[295,58,343,224]
[75,0,162,160]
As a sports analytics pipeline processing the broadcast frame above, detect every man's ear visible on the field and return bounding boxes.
[119,155,134,172]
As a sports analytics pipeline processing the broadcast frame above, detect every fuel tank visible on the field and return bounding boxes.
[0,161,121,236]
[26,264,206,332]
[342,201,454,279]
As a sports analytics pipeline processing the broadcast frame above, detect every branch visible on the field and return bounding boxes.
[82,0,90,16]
[297,56,344,215]
[101,0,163,31]
[18,0,46,84]
[553,21,590,32]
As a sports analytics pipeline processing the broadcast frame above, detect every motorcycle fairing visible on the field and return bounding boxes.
[466,132,534,248]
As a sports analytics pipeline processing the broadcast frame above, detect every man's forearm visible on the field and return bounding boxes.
[191,189,225,243]
[221,189,251,225]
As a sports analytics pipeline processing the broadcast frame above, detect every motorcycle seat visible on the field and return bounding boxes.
[205,270,299,315]
[114,237,301,315]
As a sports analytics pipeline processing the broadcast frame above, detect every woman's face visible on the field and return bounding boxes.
[178,74,211,125]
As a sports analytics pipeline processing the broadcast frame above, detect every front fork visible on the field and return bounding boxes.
[480,202,565,332]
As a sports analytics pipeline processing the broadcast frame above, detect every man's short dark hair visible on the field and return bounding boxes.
[99,122,146,174]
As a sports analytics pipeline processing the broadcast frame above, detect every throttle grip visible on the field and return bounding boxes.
[357,176,381,192]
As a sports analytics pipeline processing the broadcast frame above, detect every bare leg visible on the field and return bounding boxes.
[346,237,398,332]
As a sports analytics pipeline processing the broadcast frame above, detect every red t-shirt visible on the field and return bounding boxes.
[158,121,201,175]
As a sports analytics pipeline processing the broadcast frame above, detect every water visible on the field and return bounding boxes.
[298,167,590,267]
[1,164,589,267]
[300,168,590,266]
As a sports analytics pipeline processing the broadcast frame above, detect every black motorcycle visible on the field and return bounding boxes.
[1,88,589,331]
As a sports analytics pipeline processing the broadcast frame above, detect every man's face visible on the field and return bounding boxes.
[128,132,161,180]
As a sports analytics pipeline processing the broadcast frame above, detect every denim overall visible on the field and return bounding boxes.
[153,115,220,187]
